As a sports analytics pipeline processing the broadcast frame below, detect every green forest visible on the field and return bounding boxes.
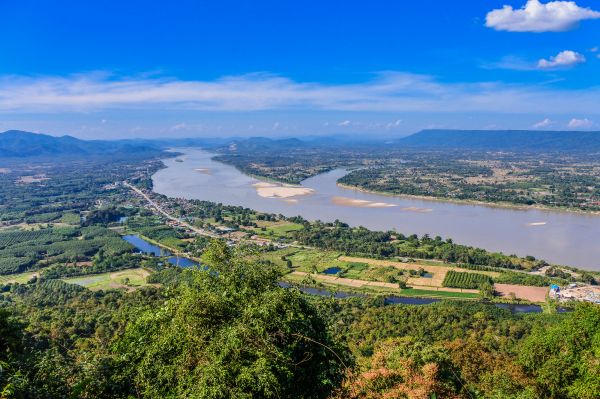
[0,242,598,398]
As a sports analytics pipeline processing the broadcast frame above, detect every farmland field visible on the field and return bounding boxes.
[63,268,151,291]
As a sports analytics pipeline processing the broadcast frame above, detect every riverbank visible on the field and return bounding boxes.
[152,149,600,270]
[336,182,600,216]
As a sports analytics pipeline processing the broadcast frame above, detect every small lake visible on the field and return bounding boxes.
[122,235,199,268]
[322,267,343,275]
[152,149,600,271]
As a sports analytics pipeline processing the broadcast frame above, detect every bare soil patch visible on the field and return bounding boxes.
[494,283,548,302]
[17,175,49,184]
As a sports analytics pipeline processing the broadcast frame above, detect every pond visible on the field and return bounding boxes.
[122,234,199,268]
[322,267,343,275]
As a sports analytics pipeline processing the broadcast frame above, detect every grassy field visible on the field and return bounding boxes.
[259,248,348,273]
[249,221,304,239]
[63,268,151,291]
[0,271,39,284]
[263,249,488,290]
[399,288,479,299]
[283,271,479,299]
[339,255,500,287]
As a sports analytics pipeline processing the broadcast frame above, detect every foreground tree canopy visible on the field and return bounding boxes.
[0,241,598,398]
[114,241,345,398]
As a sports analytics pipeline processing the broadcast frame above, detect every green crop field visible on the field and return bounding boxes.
[63,268,151,290]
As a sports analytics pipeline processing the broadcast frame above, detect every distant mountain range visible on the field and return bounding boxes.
[3,129,600,157]
[0,130,162,158]
[398,129,600,152]
[214,130,600,153]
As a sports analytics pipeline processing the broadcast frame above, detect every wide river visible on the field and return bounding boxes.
[152,149,600,271]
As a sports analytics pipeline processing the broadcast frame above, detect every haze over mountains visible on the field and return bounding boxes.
[399,130,600,152]
[0,130,161,158]
[2,129,600,157]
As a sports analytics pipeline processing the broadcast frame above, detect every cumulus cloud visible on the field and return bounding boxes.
[533,118,554,128]
[537,50,586,69]
[1,71,600,117]
[338,120,351,126]
[567,118,593,128]
[486,0,600,32]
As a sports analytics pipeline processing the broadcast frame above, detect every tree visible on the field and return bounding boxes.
[479,281,494,300]
[332,337,460,399]
[518,303,600,399]
[113,240,347,398]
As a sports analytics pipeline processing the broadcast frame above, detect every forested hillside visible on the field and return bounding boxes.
[0,130,162,158]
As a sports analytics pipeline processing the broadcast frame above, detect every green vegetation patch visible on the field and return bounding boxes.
[442,270,491,289]
[400,288,480,299]
[134,225,187,251]
[64,268,150,290]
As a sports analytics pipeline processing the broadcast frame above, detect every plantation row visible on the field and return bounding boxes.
[0,228,77,249]
[442,270,492,289]
[0,226,134,275]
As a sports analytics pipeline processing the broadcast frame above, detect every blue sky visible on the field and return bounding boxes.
[1,0,600,138]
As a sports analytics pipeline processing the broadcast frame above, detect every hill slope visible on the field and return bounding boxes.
[399,130,600,152]
[0,130,160,157]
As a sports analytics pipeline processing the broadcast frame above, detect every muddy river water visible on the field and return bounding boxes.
[152,148,600,271]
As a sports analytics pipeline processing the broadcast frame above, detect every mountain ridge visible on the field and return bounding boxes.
[0,130,161,157]
[398,129,600,152]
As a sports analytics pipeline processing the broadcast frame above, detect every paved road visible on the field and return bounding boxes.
[124,181,306,250]
[124,181,219,238]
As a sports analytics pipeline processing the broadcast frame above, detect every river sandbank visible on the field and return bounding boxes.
[253,182,314,199]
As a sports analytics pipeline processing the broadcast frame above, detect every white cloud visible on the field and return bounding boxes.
[386,119,402,128]
[170,122,187,131]
[533,118,554,128]
[338,120,351,126]
[485,55,537,71]
[486,0,600,32]
[567,118,593,128]
[537,50,586,69]
[2,71,600,117]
